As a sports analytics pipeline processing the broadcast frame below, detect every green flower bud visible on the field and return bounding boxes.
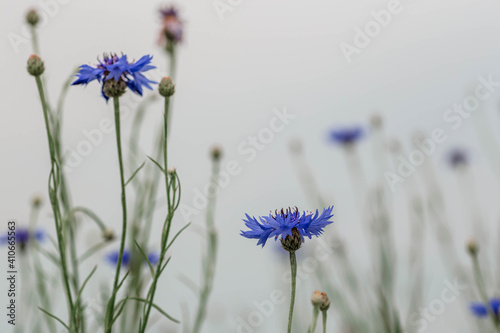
[26,8,40,26]
[103,79,127,98]
[27,54,44,76]
[467,238,478,256]
[158,77,175,97]
[211,145,222,161]
[102,229,115,242]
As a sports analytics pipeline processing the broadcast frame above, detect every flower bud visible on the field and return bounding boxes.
[319,294,330,311]
[159,77,175,97]
[103,79,127,98]
[168,167,176,175]
[31,195,43,208]
[370,113,383,129]
[311,291,324,307]
[467,238,478,256]
[102,229,115,242]
[26,8,40,26]
[281,228,302,253]
[311,291,330,311]
[211,145,222,161]
[27,55,45,76]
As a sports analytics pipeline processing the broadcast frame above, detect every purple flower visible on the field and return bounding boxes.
[329,126,364,146]
[72,53,157,100]
[470,298,500,318]
[106,249,159,269]
[446,148,469,168]
[241,206,334,248]
[0,228,45,251]
[159,7,183,44]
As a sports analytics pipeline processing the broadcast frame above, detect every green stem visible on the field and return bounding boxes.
[321,311,327,333]
[192,158,220,333]
[287,252,297,333]
[105,97,128,333]
[30,26,40,55]
[308,307,319,333]
[140,95,173,333]
[35,75,76,331]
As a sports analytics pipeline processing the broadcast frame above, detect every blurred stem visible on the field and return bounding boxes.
[105,96,128,333]
[308,307,319,333]
[287,252,297,333]
[192,157,220,333]
[30,26,40,55]
[34,75,76,331]
[29,205,56,333]
[321,311,327,333]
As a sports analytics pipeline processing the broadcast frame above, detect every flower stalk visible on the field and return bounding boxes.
[287,251,297,333]
[105,96,128,333]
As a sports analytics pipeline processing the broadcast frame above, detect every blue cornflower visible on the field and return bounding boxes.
[106,249,159,268]
[0,228,45,251]
[241,206,334,250]
[329,126,364,146]
[470,298,500,318]
[447,148,469,168]
[72,53,157,100]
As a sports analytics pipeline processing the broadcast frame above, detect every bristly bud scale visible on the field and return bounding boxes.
[281,227,302,253]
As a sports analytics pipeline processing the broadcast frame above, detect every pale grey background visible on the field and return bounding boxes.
[1,0,500,332]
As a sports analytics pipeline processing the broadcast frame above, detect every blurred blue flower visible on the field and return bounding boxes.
[0,228,45,250]
[72,53,157,100]
[329,127,364,146]
[159,7,183,44]
[470,298,500,318]
[447,148,469,168]
[106,249,159,268]
[241,206,334,247]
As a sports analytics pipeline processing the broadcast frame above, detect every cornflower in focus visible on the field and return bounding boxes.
[241,206,334,250]
[72,53,156,100]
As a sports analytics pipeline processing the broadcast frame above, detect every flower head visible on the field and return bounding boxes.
[240,206,334,249]
[159,7,183,46]
[329,127,364,146]
[470,298,500,318]
[72,53,157,100]
[0,228,45,251]
[106,249,159,268]
[447,148,469,169]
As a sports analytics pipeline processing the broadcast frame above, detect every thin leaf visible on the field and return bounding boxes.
[38,307,69,330]
[125,161,146,187]
[74,265,98,308]
[147,155,165,173]
[165,223,191,253]
[124,297,179,324]
[134,240,155,278]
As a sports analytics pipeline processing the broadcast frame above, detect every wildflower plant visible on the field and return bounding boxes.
[241,206,334,333]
